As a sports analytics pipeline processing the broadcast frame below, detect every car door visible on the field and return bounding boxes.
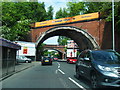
[82,51,92,79]
[77,51,86,76]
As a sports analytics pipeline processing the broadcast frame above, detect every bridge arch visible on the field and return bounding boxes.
[43,48,64,59]
[35,26,99,60]
[43,48,63,54]
[36,26,99,49]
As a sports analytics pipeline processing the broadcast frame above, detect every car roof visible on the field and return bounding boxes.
[82,49,115,53]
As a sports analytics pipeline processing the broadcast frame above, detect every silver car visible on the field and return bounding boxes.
[16,55,32,63]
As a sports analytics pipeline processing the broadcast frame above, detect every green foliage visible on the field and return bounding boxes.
[38,43,46,56]
[58,36,70,45]
[43,50,49,56]
[54,53,60,58]
[38,43,45,50]
[1,26,12,40]
[55,2,85,18]
[84,2,120,32]
[67,2,85,17]
[55,8,64,19]
[1,2,52,41]
[84,2,113,21]
[46,6,53,20]
[55,8,68,19]
[115,2,120,33]
[42,50,59,57]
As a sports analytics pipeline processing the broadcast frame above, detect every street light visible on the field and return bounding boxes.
[112,0,115,50]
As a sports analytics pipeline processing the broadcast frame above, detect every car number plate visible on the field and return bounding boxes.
[45,60,49,62]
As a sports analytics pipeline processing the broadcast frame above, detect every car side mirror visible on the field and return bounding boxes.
[84,58,90,61]
[79,58,84,61]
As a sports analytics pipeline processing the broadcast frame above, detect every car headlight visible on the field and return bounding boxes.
[98,65,111,71]
[98,65,119,77]
[27,58,31,60]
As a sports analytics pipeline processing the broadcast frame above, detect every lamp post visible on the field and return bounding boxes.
[112,0,115,50]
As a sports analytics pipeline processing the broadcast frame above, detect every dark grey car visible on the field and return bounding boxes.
[76,49,120,88]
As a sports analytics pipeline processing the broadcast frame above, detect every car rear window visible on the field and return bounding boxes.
[44,57,51,59]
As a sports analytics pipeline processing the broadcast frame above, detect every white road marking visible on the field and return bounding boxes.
[58,65,60,68]
[58,69,65,75]
[55,62,61,74]
[59,78,70,88]
[68,77,86,90]
[55,70,58,74]
[57,62,60,68]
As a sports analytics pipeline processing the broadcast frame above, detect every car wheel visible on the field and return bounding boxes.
[41,62,44,65]
[75,68,80,79]
[25,60,29,63]
[67,60,69,63]
[91,74,98,89]
[67,60,70,64]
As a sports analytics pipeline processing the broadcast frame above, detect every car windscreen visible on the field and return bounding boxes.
[92,51,120,64]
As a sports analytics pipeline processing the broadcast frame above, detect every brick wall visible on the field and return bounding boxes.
[29,19,120,53]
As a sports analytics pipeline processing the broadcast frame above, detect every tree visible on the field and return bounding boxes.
[55,2,85,19]
[1,2,48,41]
[55,8,64,19]
[84,2,120,32]
[46,6,53,20]
[67,2,85,17]
[1,19,32,40]
[62,8,69,18]
[58,36,70,45]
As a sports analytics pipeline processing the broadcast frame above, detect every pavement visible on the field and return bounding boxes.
[0,61,38,81]
[58,59,67,62]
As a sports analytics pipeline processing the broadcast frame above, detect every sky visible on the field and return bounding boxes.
[43,36,59,45]
[38,0,69,45]
[39,0,69,18]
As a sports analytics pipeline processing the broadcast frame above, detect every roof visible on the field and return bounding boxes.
[0,38,21,50]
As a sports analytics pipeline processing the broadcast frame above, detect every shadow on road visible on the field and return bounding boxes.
[74,75,92,89]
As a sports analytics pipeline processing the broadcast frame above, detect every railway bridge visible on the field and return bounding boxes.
[43,44,65,59]
[30,12,119,60]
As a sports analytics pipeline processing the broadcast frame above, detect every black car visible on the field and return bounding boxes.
[76,49,120,88]
[41,56,52,65]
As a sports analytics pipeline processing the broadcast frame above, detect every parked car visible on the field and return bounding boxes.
[76,49,120,88]
[53,57,58,61]
[41,56,52,65]
[67,57,77,64]
[16,55,32,63]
